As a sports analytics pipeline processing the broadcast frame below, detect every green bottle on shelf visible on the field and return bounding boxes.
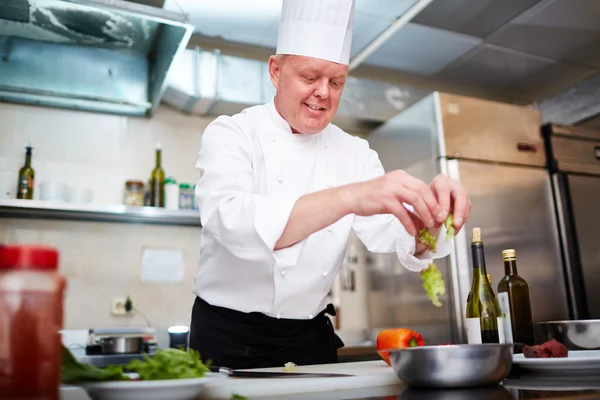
[17,144,35,200]
[149,143,165,207]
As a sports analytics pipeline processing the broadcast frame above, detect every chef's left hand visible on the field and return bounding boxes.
[429,174,471,233]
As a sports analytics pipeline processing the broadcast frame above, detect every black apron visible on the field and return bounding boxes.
[188,296,344,369]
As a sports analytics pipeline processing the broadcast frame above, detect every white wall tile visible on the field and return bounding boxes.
[0,100,211,345]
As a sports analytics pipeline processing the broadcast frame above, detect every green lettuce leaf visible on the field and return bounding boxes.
[125,348,211,380]
[420,264,446,307]
[61,345,129,383]
[444,214,455,241]
[417,228,437,252]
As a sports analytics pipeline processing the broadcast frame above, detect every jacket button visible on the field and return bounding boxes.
[322,271,328,278]
[308,314,314,319]
[280,270,286,277]
[324,143,329,148]
[327,227,333,233]
[277,176,283,183]
[276,313,282,319]
[272,137,277,142]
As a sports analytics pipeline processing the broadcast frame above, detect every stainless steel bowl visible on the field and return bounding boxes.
[539,320,600,350]
[389,344,513,389]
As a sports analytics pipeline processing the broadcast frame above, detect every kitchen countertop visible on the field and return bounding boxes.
[59,362,600,400]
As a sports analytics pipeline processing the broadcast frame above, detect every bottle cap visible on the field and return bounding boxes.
[502,249,516,260]
[165,177,177,184]
[472,227,481,243]
[0,245,59,271]
[179,183,191,189]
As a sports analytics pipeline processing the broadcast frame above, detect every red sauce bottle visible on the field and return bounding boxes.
[0,245,66,400]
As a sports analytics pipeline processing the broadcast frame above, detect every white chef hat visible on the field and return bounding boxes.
[276,0,356,65]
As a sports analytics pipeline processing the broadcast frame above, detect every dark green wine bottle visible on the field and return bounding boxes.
[17,145,35,200]
[466,227,500,344]
[149,143,165,207]
[498,249,534,346]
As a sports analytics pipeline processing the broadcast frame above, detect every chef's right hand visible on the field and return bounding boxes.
[348,170,444,236]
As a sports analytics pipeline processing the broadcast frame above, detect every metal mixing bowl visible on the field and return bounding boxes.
[539,320,600,350]
[388,344,513,389]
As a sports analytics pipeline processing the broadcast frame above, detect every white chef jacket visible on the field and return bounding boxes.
[193,100,453,320]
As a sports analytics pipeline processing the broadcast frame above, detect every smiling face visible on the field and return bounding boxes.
[269,55,348,134]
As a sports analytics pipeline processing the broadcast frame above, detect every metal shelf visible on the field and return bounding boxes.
[0,199,201,227]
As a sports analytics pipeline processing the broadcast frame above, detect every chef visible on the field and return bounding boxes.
[189,0,471,369]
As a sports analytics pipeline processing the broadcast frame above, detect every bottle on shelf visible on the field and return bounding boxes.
[466,227,501,344]
[164,177,179,210]
[498,249,534,346]
[16,144,35,200]
[149,143,165,207]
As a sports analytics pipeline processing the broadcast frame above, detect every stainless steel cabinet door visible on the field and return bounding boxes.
[448,160,570,343]
[567,174,600,319]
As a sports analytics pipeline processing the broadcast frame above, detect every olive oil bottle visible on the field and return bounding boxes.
[466,227,501,344]
[149,143,165,207]
[17,144,35,200]
[498,249,534,346]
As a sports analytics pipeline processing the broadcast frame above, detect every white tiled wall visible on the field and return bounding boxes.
[0,101,370,347]
[0,102,212,347]
[0,102,208,203]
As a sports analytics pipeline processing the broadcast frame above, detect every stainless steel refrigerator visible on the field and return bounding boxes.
[543,123,600,321]
[363,92,571,345]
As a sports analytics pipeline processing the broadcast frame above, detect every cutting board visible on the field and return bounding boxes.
[200,360,403,400]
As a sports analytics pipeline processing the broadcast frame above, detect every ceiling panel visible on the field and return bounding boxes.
[363,23,482,76]
[349,12,391,58]
[508,63,597,103]
[163,0,281,47]
[488,0,600,62]
[566,36,600,69]
[437,45,557,90]
[355,0,418,23]
[412,0,544,39]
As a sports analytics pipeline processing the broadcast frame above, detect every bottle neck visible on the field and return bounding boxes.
[503,259,518,275]
[155,149,161,168]
[25,149,32,167]
[471,242,488,275]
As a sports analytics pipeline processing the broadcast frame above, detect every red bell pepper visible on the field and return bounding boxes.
[376,328,425,366]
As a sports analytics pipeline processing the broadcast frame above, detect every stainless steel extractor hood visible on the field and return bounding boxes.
[0,0,194,116]
[162,47,430,134]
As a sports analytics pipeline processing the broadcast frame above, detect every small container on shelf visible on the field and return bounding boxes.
[165,177,179,210]
[123,180,145,207]
[179,183,195,210]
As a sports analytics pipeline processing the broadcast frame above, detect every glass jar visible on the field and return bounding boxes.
[0,245,66,400]
[179,183,195,210]
[123,180,145,206]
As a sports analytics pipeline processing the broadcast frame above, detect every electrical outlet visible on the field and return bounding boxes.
[111,297,131,316]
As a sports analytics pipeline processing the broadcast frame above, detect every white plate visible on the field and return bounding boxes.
[76,373,224,400]
[513,350,600,373]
